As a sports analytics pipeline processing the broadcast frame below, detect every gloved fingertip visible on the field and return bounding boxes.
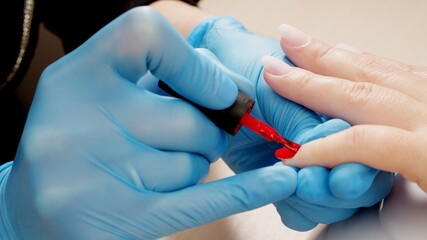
[274,201,318,232]
[329,163,378,199]
[266,165,298,198]
[281,216,318,232]
[205,165,298,212]
[217,75,239,108]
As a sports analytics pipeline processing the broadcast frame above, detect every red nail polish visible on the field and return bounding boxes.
[275,147,296,159]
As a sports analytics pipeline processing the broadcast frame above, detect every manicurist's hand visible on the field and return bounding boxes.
[0,8,299,240]
[263,23,427,192]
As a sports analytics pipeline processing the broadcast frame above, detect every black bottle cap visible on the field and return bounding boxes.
[158,80,254,135]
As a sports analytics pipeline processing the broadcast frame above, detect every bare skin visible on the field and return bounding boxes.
[262,24,427,192]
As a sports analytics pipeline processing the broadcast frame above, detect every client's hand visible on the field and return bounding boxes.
[187,16,394,231]
[264,24,427,193]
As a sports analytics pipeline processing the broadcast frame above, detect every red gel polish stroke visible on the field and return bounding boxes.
[240,111,300,157]
[274,147,297,159]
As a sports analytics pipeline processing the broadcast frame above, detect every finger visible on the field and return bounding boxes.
[284,125,427,190]
[158,165,297,233]
[337,170,394,205]
[296,166,376,207]
[85,7,237,110]
[286,195,358,225]
[222,141,281,173]
[329,163,379,199]
[196,48,256,99]
[102,89,228,161]
[296,166,337,204]
[277,24,426,100]
[86,133,210,192]
[297,166,393,207]
[262,56,426,130]
[274,200,318,231]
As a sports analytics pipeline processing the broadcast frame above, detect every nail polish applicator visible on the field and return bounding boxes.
[158,81,300,158]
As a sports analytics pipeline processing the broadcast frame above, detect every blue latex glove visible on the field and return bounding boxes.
[188,16,394,231]
[0,8,299,239]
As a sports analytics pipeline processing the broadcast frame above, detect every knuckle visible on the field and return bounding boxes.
[20,127,70,163]
[122,6,160,27]
[345,126,368,149]
[352,58,378,80]
[294,70,316,91]
[120,7,164,42]
[352,58,398,82]
[342,82,374,107]
[313,44,337,64]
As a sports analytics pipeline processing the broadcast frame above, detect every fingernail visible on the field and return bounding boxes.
[274,147,297,159]
[335,43,362,53]
[261,55,293,75]
[278,24,311,47]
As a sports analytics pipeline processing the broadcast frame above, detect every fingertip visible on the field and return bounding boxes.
[277,204,319,231]
[296,166,331,203]
[278,24,311,48]
[212,165,298,211]
[329,163,379,199]
[217,74,239,108]
[207,132,229,163]
[261,55,294,76]
[267,165,298,198]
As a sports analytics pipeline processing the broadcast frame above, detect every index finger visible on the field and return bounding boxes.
[262,56,425,130]
[277,24,426,101]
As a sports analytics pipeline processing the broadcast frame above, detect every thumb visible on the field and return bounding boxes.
[167,164,297,228]
[284,125,425,189]
[84,7,237,110]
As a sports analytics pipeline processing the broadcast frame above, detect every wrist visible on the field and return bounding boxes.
[0,162,18,239]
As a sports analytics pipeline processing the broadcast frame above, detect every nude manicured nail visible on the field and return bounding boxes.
[278,24,311,47]
[261,55,293,75]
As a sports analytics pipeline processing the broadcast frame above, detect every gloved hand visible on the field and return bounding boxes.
[187,16,394,231]
[0,8,298,240]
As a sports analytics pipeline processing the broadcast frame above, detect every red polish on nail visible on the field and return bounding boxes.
[275,147,296,159]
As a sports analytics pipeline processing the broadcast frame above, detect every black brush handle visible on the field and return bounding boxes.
[158,80,254,135]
